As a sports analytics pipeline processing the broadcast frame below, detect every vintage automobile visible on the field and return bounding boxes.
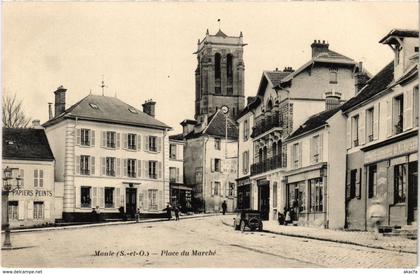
[233,210,263,231]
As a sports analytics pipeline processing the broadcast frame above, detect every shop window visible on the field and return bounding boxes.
[309,178,323,212]
[170,144,177,159]
[81,186,91,208]
[127,134,137,150]
[393,94,404,134]
[106,157,116,176]
[148,189,158,211]
[33,201,44,219]
[366,107,374,142]
[368,164,377,198]
[105,187,114,208]
[149,161,157,179]
[34,169,44,188]
[81,129,91,146]
[394,164,407,203]
[80,155,90,175]
[106,131,116,148]
[351,115,359,147]
[8,201,18,220]
[287,182,305,213]
[214,138,221,150]
[127,159,136,178]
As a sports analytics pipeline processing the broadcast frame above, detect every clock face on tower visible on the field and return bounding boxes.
[221,105,229,114]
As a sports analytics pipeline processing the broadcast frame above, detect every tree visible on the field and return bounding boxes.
[2,93,31,128]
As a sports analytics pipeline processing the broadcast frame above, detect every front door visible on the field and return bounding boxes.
[126,188,137,219]
[407,161,418,224]
[258,184,270,220]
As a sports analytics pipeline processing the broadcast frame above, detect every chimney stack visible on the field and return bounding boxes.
[54,85,67,117]
[142,99,156,117]
[354,62,370,94]
[48,103,53,120]
[324,91,342,111]
[311,39,329,58]
[283,66,294,72]
[32,119,42,129]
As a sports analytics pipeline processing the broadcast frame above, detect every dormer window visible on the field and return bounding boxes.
[128,108,138,114]
[89,103,99,110]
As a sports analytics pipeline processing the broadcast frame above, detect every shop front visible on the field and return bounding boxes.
[237,177,252,210]
[363,131,418,228]
[170,183,192,212]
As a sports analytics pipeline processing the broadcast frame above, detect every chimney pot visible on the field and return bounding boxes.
[54,85,67,117]
[32,119,42,129]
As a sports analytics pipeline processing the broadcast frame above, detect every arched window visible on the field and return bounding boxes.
[272,142,277,156]
[267,100,273,112]
[227,54,233,94]
[215,53,221,94]
[259,148,263,163]
[263,146,268,161]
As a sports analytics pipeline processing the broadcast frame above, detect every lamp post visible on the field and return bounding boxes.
[221,105,230,158]
[2,166,22,250]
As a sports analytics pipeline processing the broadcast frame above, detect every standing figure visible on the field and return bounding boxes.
[162,204,172,221]
[174,206,180,221]
[285,208,291,226]
[135,208,141,223]
[222,201,227,215]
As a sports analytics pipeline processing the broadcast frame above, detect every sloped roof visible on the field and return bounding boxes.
[236,96,261,121]
[169,133,184,141]
[43,95,171,130]
[379,29,419,43]
[341,61,394,112]
[287,107,341,140]
[3,128,54,161]
[185,110,238,140]
[264,70,291,88]
[215,29,228,38]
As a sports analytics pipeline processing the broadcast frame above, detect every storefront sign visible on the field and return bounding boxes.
[10,189,53,197]
[365,137,417,164]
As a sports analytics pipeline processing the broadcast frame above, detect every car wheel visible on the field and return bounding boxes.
[240,220,246,232]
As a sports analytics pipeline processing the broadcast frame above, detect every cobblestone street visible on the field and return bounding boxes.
[2,216,416,268]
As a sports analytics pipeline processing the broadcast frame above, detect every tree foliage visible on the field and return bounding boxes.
[2,93,31,128]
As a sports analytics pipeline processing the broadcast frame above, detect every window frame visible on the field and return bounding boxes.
[81,186,92,208]
[80,129,91,146]
[104,187,114,208]
[149,136,157,152]
[106,157,116,177]
[368,164,377,199]
[33,201,44,219]
[394,164,407,203]
[169,144,177,159]
[149,160,157,179]
[106,131,116,148]
[127,158,136,178]
[214,138,221,150]
[127,133,137,150]
[8,201,18,220]
[80,155,90,175]
[366,107,374,142]
[352,115,360,147]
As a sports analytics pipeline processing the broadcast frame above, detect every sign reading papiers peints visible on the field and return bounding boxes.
[10,189,53,197]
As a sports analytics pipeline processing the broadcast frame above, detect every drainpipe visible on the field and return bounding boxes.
[203,136,209,213]
[163,128,168,206]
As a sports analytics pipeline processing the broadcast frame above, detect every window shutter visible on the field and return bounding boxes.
[211,181,214,196]
[39,170,44,187]
[176,168,180,183]
[158,162,162,179]
[404,89,413,130]
[143,160,149,178]
[137,160,141,178]
[123,133,128,149]
[123,159,128,177]
[319,134,323,162]
[178,144,183,160]
[137,135,141,151]
[115,188,121,208]
[92,187,98,207]
[359,111,365,145]
[158,190,163,210]
[373,103,379,140]
[27,201,33,220]
[90,156,95,175]
[310,137,314,164]
[144,136,149,151]
[20,169,24,187]
[388,165,395,205]
[18,201,24,220]
[386,99,392,137]
[99,187,104,208]
[116,158,121,177]
[76,129,81,145]
[101,131,106,147]
[157,137,162,152]
[75,156,80,175]
[356,168,362,199]
[101,157,106,176]
[143,190,149,211]
[225,182,228,197]
[75,186,81,208]
[139,192,144,209]
[44,201,50,219]
[91,130,95,147]
[220,159,224,173]
[346,170,351,200]
[346,117,352,149]
[116,133,121,149]
[211,159,215,172]
[298,142,302,168]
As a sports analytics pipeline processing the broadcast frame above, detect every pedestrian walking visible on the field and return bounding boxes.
[285,208,291,226]
[162,204,172,221]
[222,200,227,215]
[174,206,180,221]
[135,208,141,223]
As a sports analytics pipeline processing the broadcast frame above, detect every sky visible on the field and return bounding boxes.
[3,2,418,133]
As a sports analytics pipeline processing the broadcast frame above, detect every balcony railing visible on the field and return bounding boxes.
[250,154,285,175]
[251,115,283,138]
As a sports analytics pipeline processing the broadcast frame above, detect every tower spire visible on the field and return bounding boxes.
[100,75,107,96]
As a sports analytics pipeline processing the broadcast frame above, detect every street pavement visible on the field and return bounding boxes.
[1,215,417,268]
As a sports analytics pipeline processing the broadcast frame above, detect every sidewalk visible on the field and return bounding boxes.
[221,216,417,254]
[4,213,222,234]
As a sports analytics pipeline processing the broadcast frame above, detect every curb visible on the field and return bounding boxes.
[221,219,416,255]
[4,213,222,234]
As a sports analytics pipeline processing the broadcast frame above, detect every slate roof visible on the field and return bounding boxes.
[169,133,184,141]
[379,29,419,43]
[264,70,291,87]
[185,110,238,140]
[43,95,171,130]
[341,61,394,112]
[287,107,341,140]
[236,96,261,121]
[3,128,54,161]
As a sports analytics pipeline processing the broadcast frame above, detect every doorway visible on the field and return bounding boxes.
[126,188,137,219]
[258,184,270,220]
[407,161,418,225]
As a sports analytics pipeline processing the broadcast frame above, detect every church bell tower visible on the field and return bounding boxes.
[194,29,246,122]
